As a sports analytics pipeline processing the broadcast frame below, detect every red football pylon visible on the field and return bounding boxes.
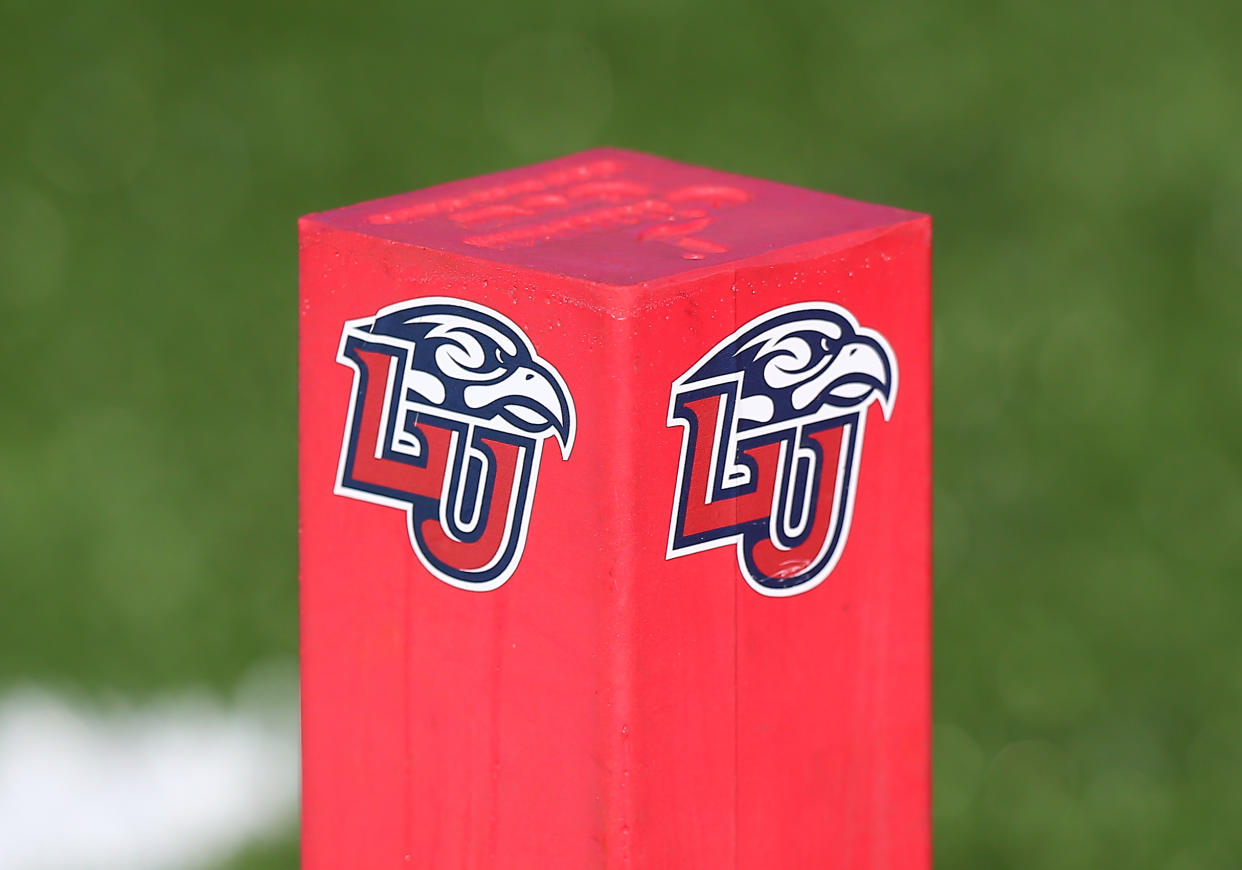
[299,148,931,869]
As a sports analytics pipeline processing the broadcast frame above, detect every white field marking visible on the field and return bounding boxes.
[0,661,299,870]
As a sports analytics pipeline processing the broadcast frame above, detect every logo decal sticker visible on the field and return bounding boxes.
[335,297,575,591]
[667,303,897,597]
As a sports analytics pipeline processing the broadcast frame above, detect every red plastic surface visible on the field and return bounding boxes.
[300,148,931,869]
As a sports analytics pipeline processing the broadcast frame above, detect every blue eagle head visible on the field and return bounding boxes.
[685,305,896,430]
[368,300,575,457]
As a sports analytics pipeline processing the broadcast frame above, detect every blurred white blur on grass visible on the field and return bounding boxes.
[0,662,298,870]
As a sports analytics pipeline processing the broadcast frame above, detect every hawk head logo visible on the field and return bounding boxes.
[335,297,575,590]
[667,302,897,596]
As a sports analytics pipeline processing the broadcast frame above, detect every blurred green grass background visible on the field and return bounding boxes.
[2,0,1240,867]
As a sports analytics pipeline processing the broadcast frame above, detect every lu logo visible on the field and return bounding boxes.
[334,297,575,591]
[666,303,898,597]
